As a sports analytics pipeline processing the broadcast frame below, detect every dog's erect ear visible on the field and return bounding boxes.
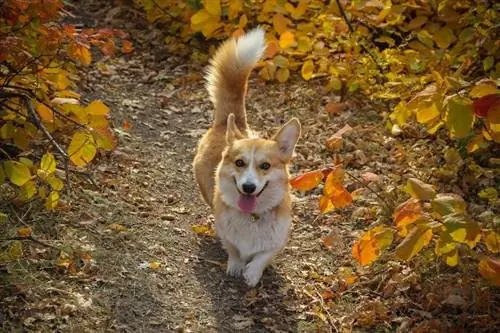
[273,118,301,160]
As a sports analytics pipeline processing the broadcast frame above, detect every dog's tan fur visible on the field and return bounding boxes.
[193,28,301,286]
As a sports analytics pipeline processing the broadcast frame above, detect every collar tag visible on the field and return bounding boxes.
[250,213,260,222]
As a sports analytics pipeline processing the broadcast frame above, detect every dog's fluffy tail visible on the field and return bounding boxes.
[206,27,266,129]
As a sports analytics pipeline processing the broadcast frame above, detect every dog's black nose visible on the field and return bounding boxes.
[242,183,256,194]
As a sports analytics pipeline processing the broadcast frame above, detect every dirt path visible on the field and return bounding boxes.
[2,2,498,333]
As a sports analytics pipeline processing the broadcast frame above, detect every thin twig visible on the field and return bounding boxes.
[0,236,57,249]
[0,91,72,194]
[343,168,392,211]
[334,0,384,72]
[313,286,339,332]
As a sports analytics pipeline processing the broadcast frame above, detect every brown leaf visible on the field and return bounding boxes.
[324,102,346,115]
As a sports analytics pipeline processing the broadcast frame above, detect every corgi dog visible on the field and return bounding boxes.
[193,28,301,287]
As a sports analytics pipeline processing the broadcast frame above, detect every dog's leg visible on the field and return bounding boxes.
[223,241,245,277]
[243,249,280,287]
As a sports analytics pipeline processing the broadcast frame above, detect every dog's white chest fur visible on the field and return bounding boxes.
[216,209,291,261]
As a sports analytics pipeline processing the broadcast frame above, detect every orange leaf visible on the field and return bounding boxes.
[319,195,334,213]
[122,40,134,53]
[324,102,345,115]
[273,13,288,34]
[290,170,324,191]
[478,257,500,286]
[266,40,279,58]
[392,198,422,236]
[325,135,343,151]
[352,226,393,266]
[35,103,54,123]
[17,226,32,238]
[279,31,296,49]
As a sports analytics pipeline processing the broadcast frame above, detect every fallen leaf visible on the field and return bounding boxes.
[192,224,215,237]
[17,226,32,238]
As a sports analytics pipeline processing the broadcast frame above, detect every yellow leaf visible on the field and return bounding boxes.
[68,131,97,166]
[20,180,37,200]
[35,103,54,123]
[390,102,412,126]
[0,122,15,139]
[192,224,215,237]
[275,68,290,83]
[443,247,459,267]
[285,0,308,19]
[204,0,221,17]
[191,9,221,37]
[469,83,500,98]
[290,170,324,191]
[40,153,56,175]
[279,31,296,49]
[484,231,500,253]
[45,191,60,210]
[478,257,500,286]
[148,261,161,269]
[228,0,243,19]
[445,97,474,138]
[297,36,313,53]
[46,174,64,191]
[435,231,457,256]
[301,59,314,81]
[238,14,248,29]
[375,0,392,22]
[352,226,393,266]
[395,224,432,261]
[3,160,31,186]
[108,223,129,232]
[0,241,22,262]
[445,215,481,248]
[415,102,440,124]
[92,128,116,151]
[273,13,288,34]
[273,55,289,68]
[405,178,436,201]
[407,16,428,30]
[86,100,110,116]
[433,26,455,49]
[17,226,32,238]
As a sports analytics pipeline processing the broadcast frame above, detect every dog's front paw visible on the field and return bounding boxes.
[226,257,245,277]
[243,261,264,287]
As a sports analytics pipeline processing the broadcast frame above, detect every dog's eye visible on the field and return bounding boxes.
[235,159,245,167]
[260,162,271,170]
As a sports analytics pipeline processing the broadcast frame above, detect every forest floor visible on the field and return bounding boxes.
[1,1,498,332]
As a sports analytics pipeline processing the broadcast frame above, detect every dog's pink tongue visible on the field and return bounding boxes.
[238,195,257,214]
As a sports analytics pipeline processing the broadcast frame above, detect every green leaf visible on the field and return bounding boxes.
[433,26,455,49]
[3,161,31,186]
[431,193,466,217]
[396,224,433,261]
[444,214,481,248]
[483,56,494,71]
[445,97,474,138]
